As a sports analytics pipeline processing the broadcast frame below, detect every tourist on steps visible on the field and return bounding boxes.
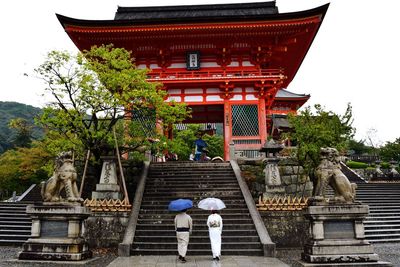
[174,209,193,263]
[207,210,223,261]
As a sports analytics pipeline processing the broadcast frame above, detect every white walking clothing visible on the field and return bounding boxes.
[174,212,192,257]
[207,213,223,258]
[176,231,190,257]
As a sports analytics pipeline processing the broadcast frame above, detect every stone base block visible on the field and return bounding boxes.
[91,191,122,200]
[18,203,92,261]
[300,203,392,266]
[18,251,92,261]
[302,252,380,263]
[294,260,393,267]
[95,183,120,191]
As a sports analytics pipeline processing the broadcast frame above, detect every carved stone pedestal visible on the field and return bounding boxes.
[18,203,92,261]
[263,158,285,198]
[92,156,122,200]
[295,203,392,266]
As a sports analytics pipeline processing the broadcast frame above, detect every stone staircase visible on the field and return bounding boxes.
[355,183,400,243]
[0,202,31,245]
[131,161,264,256]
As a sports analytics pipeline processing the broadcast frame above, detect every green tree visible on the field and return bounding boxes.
[168,125,224,160]
[285,103,355,194]
[379,138,400,162]
[35,45,189,162]
[8,118,33,148]
[347,138,373,155]
[0,141,52,199]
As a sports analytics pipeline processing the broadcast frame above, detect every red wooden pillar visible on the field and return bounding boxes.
[223,101,231,161]
[258,97,267,144]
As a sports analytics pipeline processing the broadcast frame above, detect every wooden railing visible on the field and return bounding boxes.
[147,68,285,81]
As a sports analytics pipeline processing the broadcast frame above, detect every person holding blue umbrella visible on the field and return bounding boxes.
[169,199,193,263]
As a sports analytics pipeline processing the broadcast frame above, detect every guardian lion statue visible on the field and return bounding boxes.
[313,147,357,203]
[41,151,83,202]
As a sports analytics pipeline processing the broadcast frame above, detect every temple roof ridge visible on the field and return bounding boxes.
[276,88,310,99]
[114,1,278,21]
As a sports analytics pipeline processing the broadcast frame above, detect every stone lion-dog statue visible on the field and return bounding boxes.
[313,147,357,203]
[41,151,83,202]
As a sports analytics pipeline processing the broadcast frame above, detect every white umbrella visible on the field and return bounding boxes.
[198,197,226,210]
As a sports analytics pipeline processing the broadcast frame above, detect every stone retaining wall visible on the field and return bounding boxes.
[260,210,309,248]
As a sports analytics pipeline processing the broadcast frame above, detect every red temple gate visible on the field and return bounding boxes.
[57,1,328,159]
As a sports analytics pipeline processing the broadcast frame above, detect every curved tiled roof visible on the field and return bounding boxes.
[276,89,310,99]
[114,2,278,21]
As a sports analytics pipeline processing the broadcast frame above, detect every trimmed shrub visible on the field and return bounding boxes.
[346,160,368,169]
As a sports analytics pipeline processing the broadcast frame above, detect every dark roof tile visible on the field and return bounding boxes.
[114,1,278,21]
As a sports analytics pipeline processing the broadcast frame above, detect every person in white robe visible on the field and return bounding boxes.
[207,210,223,260]
[174,210,192,262]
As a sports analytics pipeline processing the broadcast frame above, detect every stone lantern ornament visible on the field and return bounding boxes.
[259,139,285,197]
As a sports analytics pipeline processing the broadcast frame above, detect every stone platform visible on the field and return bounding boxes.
[296,203,392,266]
[18,203,92,261]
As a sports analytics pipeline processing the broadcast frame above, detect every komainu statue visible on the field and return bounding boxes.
[313,147,357,203]
[41,151,83,202]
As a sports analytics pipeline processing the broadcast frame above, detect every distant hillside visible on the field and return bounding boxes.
[0,101,43,153]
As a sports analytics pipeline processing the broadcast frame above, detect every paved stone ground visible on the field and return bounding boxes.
[0,244,399,266]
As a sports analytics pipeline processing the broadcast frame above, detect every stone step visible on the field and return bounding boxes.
[0,229,31,234]
[147,176,236,180]
[0,220,31,225]
[365,224,400,230]
[136,224,256,231]
[365,233,400,239]
[134,235,260,243]
[138,213,251,220]
[0,239,26,245]
[368,238,400,243]
[143,193,242,198]
[0,212,30,217]
[369,209,400,213]
[144,188,241,193]
[0,234,31,240]
[364,228,400,234]
[132,241,262,250]
[0,203,31,206]
[139,208,249,214]
[0,224,31,230]
[134,229,257,236]
[137,218,254,224]
[365,220,400,224]
[367,213,400,217]
[141,197,245,203]
[130,248,263,256]
[0,217,31,222]
[0,206,27,210]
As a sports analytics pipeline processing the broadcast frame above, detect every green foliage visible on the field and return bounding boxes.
[170,124,199,160]
[202,134,224,159]
[379,138,400,162]
[0,102,43,154]
[168,125,224,160]
[346,160,368,169]
[35,45,189,161]
[284,103,355,180]
[380,162,390,169]
[0,141,53,199]
[347,138,373,155]
[8,118,33,148]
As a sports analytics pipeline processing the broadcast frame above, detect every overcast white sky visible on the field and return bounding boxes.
[1,0,399,145]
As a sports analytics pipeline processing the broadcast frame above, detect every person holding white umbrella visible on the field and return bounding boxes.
[207,209,223,261]
[198,197,226,261]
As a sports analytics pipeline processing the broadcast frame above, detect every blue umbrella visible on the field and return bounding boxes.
[168,199,193,211]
